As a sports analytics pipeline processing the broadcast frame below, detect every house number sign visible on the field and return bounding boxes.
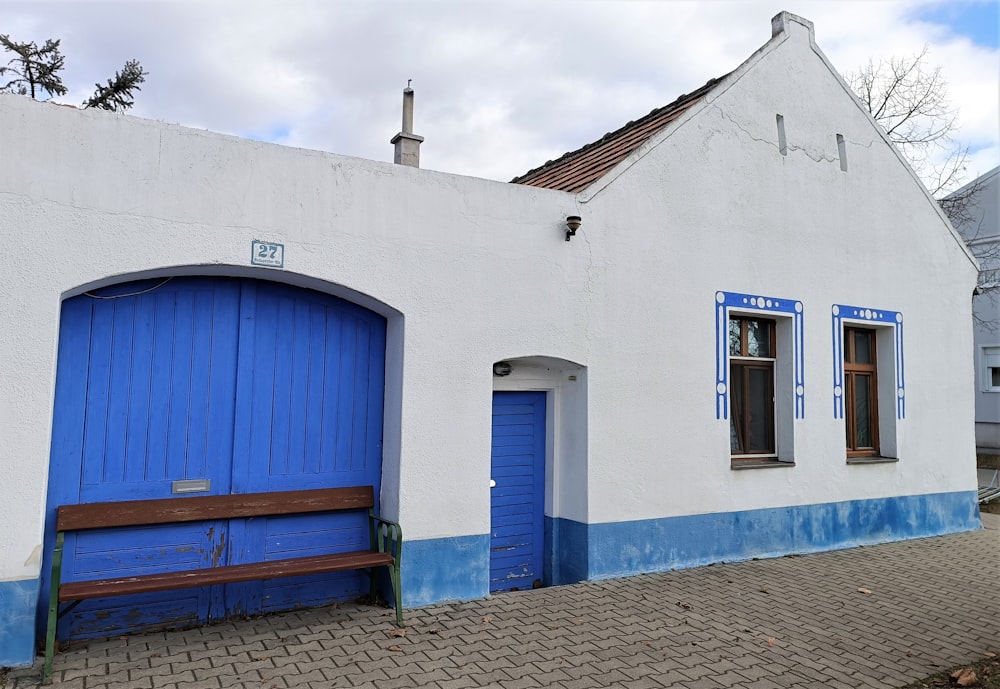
[251,240,284,268]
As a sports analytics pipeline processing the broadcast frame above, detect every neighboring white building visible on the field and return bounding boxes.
[950,167,1000,450]
[0,12,983,667]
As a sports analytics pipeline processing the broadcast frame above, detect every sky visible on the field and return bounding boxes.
[2,0,998,193]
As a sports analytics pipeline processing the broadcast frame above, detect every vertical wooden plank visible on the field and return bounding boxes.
[302,306,327,476]
[48,299,93,504]
[230,280,257,495]
[101,298,136,486]
[363,317,386,492]
[319,310,342,475]
[164,288,195,483]
[350,320,372,474]
[145,293,176,482]
[123,294,155,484]
[80,302,112,490]
[287,298,312,476]
[269,295,294,479]
[204,281,240,495]
[335,317,357,474]
[184,289,215,478]
[226,279,263,616]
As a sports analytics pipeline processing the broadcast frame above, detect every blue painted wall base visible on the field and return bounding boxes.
[7,493,977,659]
[555,491,981,582]
[402,534,489,607]
[546,516,589,585]
[0,578,40,667]
[404,492,980,605]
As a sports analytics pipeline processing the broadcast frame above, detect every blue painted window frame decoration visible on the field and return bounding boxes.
[715,291,805,420]
[831,304,905,420]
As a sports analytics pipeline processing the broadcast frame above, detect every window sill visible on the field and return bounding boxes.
[731,459,795,470]
[846,456,898,465]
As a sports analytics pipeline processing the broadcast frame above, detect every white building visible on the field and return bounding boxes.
[950,167,1000,450]
[0,12,982,667]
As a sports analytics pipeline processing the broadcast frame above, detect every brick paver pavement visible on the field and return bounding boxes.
[8,514,998,689]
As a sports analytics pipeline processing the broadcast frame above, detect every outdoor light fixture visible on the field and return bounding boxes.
[565,215,582,241]
[493,361,513,377]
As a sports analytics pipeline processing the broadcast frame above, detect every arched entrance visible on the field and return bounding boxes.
[490,356,589,590]
[39,276,387,640]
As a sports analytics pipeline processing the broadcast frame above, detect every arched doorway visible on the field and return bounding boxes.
[490,356,589,590]
[39,276,387,640]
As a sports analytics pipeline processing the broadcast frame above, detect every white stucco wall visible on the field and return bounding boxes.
[0,11,979,597]
[0,95,596,582]
[574,13,980,523]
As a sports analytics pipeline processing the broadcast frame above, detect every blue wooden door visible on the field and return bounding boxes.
[40,277,385,640]
[227,281,386,615]
[490,391,546,592]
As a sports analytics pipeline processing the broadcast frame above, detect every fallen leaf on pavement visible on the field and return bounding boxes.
[759,587,769,594]
[482,614,493,623]
[857,587,873,595]
[387,629,406,638]
[677,601,692,610]
[985,652,997,658]
[388,645,403,652]
[767,638,776,647]
[951,668,977,686]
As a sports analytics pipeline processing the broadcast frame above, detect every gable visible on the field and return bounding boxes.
[511,11,977,275]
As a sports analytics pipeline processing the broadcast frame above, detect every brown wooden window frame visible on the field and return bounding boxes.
[729,316,777,459]
[844,326,880,457]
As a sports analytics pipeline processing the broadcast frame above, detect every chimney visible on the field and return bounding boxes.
[391,81,424,167]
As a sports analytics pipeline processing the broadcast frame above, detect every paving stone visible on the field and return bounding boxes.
[13,517,1000,689]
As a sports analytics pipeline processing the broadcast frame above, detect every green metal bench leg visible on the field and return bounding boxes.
[43,532,65,685]
[389,563,403,627]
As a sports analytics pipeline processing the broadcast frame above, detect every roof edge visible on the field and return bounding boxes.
[508,74,729,188]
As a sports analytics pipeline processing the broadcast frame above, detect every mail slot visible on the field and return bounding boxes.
[171,479,211,494]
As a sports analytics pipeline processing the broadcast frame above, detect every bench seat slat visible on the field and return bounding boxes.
[59,551,394,601]
[56,486,375,532]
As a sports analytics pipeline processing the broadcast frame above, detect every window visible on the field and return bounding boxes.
[729,316,776,458]
[983,347,1000,391]
[844,326,879,457]
[832,305,902,461]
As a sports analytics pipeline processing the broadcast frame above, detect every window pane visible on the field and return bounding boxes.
[853,330,873,364]
[729,318,741,356]
[854,374,872,447]
[747,367,773,452]
[730,364,744,452]
[747,320,771,357]
[992,367,1000,388]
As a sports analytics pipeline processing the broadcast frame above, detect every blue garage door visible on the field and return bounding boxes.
[39,276,386,640]
[490,391,545,592]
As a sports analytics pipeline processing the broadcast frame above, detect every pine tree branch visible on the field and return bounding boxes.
[83,59,147,112]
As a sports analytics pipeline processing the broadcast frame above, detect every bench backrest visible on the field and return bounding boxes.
[56,486,375,532]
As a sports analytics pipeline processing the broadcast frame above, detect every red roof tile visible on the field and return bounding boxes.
[510,75,729,193]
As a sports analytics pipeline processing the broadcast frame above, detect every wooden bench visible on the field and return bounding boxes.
[43,486,402,684]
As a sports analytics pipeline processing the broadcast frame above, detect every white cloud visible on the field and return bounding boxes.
[2,0,997,188]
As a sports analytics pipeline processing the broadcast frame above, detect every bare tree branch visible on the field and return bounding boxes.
[849,47,995,327]
[846,46,968,199]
